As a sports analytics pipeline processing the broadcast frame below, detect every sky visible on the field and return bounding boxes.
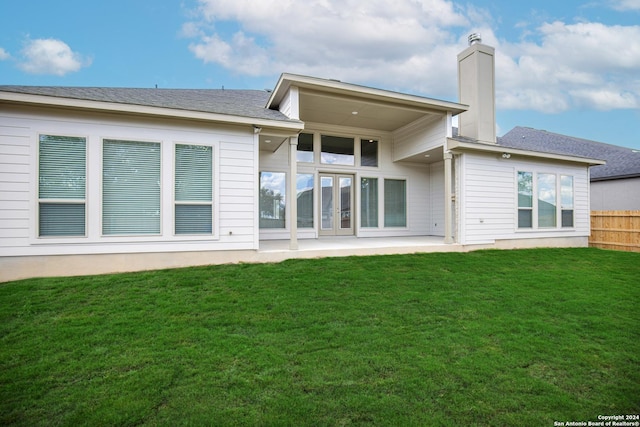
[1,0,639,149]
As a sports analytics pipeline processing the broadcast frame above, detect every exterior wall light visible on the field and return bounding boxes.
[501,152,511,159]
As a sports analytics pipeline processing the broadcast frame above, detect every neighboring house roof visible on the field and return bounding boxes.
[449,127,605,166]
[0,85,299,125]
[498,126,640,181]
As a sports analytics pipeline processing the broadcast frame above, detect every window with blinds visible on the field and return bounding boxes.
[38,135,86,237]
[103,139,161,235]
[360,177,378,228]
[175,144,213,234]
[384,179,406,227]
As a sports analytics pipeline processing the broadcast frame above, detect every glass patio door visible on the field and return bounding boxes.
[320,174,354,236]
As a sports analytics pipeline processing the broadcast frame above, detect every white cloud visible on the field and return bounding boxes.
[499,21,640,111]
[186,0,469,97]
[608,0,640,11]
[0,47,10,61]
[18,38,91,76]
[185,0,640,112]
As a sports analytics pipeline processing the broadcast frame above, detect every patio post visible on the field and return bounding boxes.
[289,135,299,250]
[444,151,454,244]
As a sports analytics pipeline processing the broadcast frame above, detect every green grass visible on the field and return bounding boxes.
[1,248,639,426]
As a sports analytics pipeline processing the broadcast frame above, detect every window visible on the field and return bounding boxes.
[384,179,406,227]
[103,139,161,235]
[360,139,378,167]
[561,175,574,228]
[297,174,314,228]
[360,177,378,227]
[260,172,286,228]
[297,133,314,163]
[321,135,354,165]
[175,144,213,234]
[517,171,574,230]
[517,171,533,228]
[38,135,86,236]
[538,173,556,228]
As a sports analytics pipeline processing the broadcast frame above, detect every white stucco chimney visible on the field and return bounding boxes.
[457,34,496,144]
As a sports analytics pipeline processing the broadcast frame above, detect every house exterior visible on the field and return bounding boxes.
[499,126,640,211]
[0,39,605,282]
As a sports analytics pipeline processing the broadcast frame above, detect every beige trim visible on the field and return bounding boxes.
[0,91,305,132]
[0,235,589,282]
[447,138,606,166]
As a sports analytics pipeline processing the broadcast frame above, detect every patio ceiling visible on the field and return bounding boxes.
[298,89,440,132]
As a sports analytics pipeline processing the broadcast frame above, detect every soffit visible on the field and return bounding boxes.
[299,89,433,132]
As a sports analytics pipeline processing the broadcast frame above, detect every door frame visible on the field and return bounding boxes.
[319,173,355,236]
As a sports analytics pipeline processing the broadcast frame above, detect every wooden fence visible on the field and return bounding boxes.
[590,210,640,252]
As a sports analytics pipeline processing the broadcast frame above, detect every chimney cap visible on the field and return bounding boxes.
[468,33,482,45]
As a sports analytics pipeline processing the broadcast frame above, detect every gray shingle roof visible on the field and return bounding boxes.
[498,126,640,181]
[0,86,294,123]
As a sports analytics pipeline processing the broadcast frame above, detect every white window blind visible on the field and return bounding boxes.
[175,144,213,234]
[384,179,406,227]
[38,135,86,236]
[103,139,161,235]
[361,177,378,228]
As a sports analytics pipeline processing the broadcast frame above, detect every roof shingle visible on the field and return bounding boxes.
[0,86,293,123]
[498,126,640,180]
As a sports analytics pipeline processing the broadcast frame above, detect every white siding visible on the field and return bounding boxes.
[0,105,259,257]
[392,115,446,161]
[278,87,299,120]
[0,124,30,249]
[458,151,591,245]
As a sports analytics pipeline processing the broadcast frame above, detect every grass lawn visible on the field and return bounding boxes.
[1,248,639,426]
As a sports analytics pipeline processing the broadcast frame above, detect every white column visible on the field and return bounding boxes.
[289,136,299,250]
[444,151,454,244]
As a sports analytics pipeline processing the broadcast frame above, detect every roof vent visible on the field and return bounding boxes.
[468,33,482,46]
